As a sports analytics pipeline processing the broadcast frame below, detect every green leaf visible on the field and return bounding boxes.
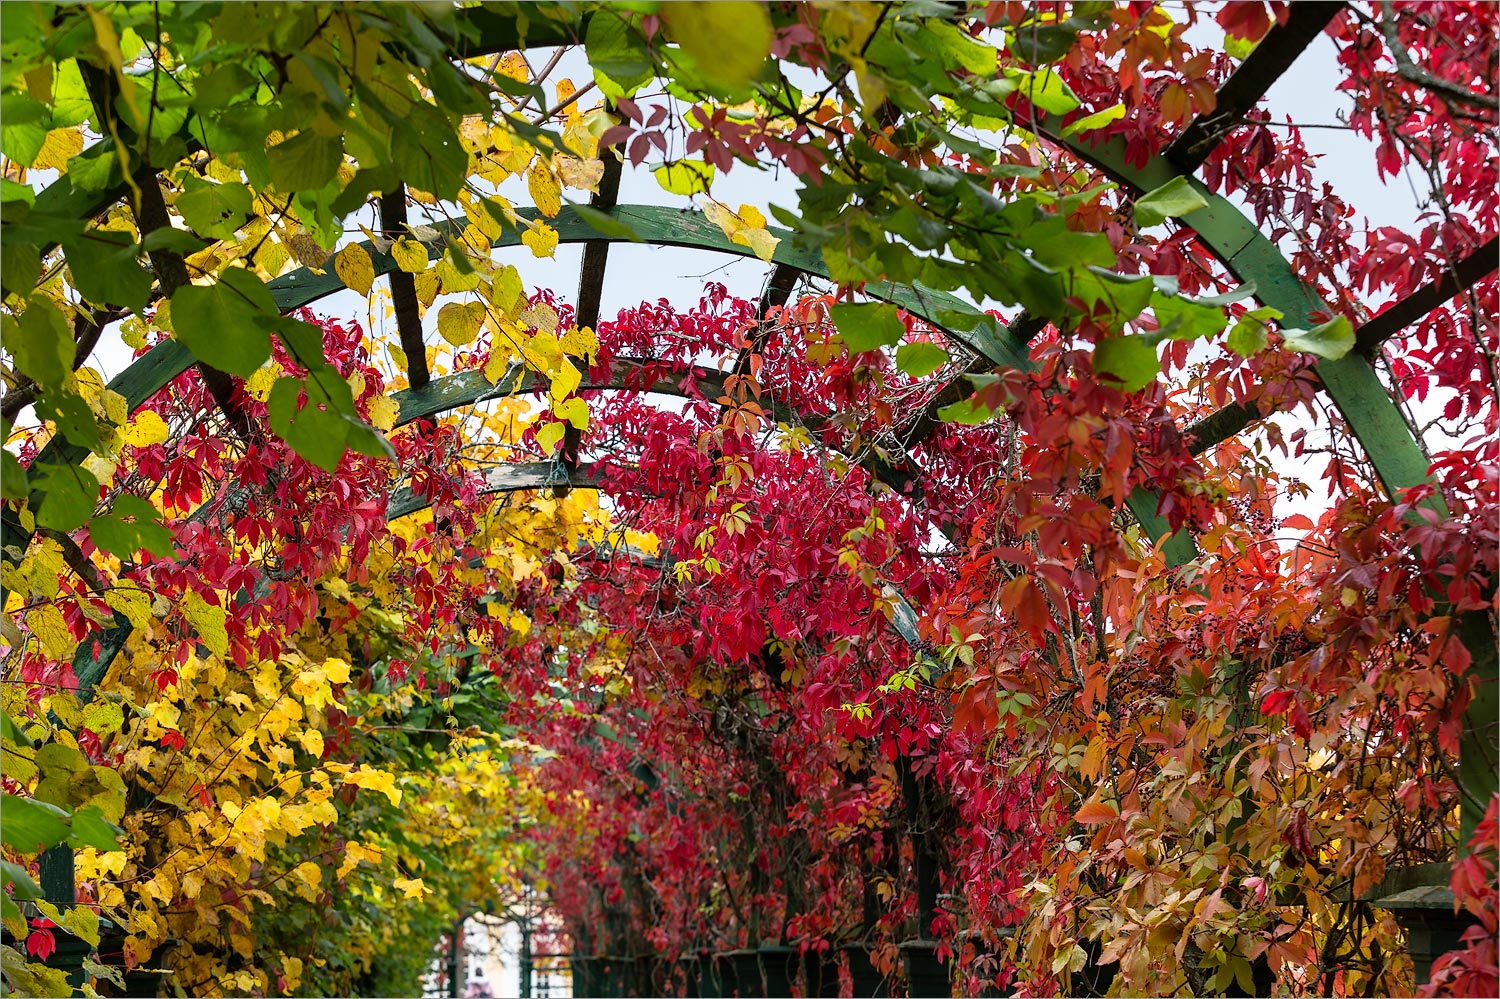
[35,391,103,451]
[831,302,905,353]
[925,21,998,75]
[661,1,771,92]
[4,299,71,390]
[170,268,276,377]
[32,463,99,532]
[1150,291,1228,343]
[1,176,35,204]
[0,240,39,297]
[1,441,27,497]
[586,12,654,97]
[1133,175,1209,227]
[1,448,26,500]
[267,367,391,471]
[1,711,30,748]
[1061,103,1126,137]
[653,159,715,196]
[392,101,467,201]
[0,793,70,853]
[268,375,345,471]
[1093,335,1159,393]
[1,92,49,166]
[141,227,208,256]
[268,129,344,193]
[88,495,175,560]
[64,141,123,193]
[895,342,950,378]
[175,176,253,240]
[2,860,41,900]
[936,396,995,425]
[62,231,152,313]
[1006,69,1079,114]
[66,806,123,853]
[1281,315,1355,359]
[1227,307,1279,357]
[50,59,92,127]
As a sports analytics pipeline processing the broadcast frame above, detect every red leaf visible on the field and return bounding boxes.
[1260,690,1295,716]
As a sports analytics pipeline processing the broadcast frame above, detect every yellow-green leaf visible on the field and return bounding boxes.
[335,243,375,296]
[390,237,428,274]
[436,301,486,347]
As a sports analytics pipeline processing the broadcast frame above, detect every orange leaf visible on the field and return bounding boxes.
[1075,800,1118,825]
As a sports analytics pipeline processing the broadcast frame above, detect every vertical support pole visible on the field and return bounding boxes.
[520,918,534,999]
[449,915,463,999]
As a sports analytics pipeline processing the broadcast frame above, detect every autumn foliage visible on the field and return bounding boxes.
[1,2,1496,998]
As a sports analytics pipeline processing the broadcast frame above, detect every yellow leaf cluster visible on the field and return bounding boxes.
[703,199,780,262]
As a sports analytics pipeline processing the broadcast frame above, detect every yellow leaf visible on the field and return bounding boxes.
[467,195,512,240]
[520,302,559,336]
[181,590,228,657]
[367,395,398,432]
[335,244,375,296]
[555,397,590,431]
[282,956,304,991]
[523,331,564,372]
[522,220,559,258]
[527,162,561,218]
[323,657,351,684]
[33,127,84,171]
[560,324,599,364]
[290,862,323,902]
[458,222,491,256]
[556,154,604,192]
[28,604,74,660]
[413,269,441,307]
[62,902,100,946]
[245,365,280,402]
[536,421,566,455]
[390,237,428,274]
[488,264,525,315]
[498,52,529,82]
[737,204,768,229]
[703,199,781,262]
[437,253,482,294]
[549,359,582,403]
[103,587,153,630]
[736,227,780,263]
[297,728,325,759]
[436,301,487,347]
[121,410,169,448]
[336,842,381,880]
[483,344,517,385]
[393,876,430,899]
[345,767,401,806]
